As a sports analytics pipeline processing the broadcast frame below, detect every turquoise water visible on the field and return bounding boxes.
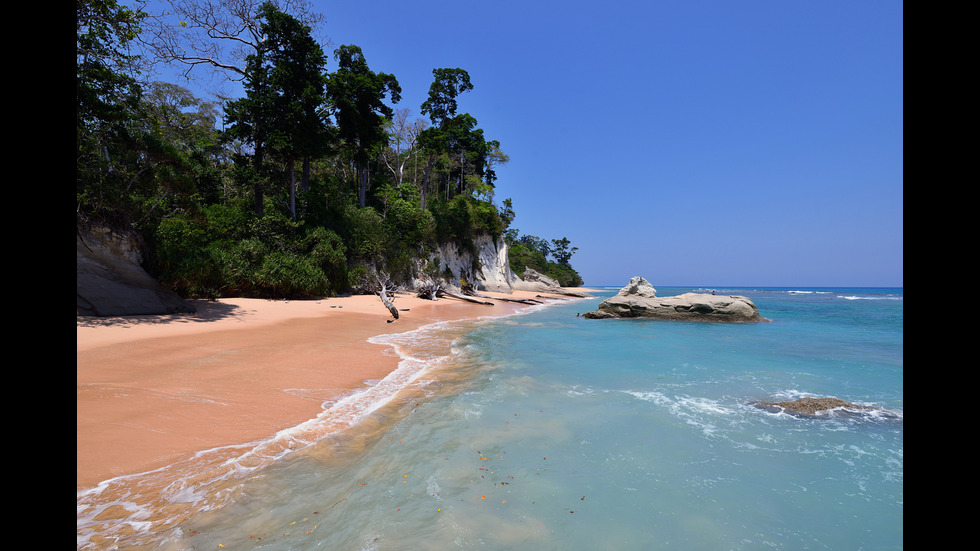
[78,286,902,550]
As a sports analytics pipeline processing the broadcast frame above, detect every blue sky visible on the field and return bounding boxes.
[168,0,904,288]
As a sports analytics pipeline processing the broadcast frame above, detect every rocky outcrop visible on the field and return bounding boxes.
[414,236,589,297]
[753,396,892,418]
[512,267,590,297]
[77,223,197,316]
[583,276,766,322]
[415,234,521,293]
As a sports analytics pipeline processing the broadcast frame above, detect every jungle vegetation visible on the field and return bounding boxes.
[77,0,581,299]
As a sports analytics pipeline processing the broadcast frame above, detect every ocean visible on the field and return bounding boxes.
[77,286,903,550]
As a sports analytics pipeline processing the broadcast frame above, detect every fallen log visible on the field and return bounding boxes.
[465,289,543,305]
[378,284,399,320]
[417,284,440,301]
[436,289,494,305]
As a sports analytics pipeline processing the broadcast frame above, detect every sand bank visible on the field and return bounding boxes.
[77,290,582,490]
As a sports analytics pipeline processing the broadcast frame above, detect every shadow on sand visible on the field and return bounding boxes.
[76,299,246,328]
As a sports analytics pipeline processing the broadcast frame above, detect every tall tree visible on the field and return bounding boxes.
[326,44,401,208]
[260,2,328,218]
[417,68,472,211]
[420,68,473,128]
[441,112,487,198]
[222,2,328,217]
[142,81,227,205]
[381,108,427,190]
[222,26,273,215]
[142,81,221,154]
[77,0,148,220]
[550,237,578,266]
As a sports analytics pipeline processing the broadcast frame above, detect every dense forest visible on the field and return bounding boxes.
[77,0,582,300]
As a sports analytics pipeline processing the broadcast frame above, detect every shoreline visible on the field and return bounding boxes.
[77,289,592,491]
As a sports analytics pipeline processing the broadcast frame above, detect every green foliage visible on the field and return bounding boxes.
[77,2,584,300]
[430,195,503,244]
[340,203,386,262]
[505,231,583,287]
[550,237,578,266]
[327,44,401,207]
[154,216,223,298]
[420,68,473,127]
[305,227,349,292]
[152,203,350,299]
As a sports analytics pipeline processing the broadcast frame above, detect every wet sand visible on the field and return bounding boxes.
[77,290,568,490]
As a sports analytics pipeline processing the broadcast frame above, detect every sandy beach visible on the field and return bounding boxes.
[77,289,572,491]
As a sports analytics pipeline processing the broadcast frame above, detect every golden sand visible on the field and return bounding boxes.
[77,290,569,490]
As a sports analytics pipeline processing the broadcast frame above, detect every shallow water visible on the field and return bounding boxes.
[78,287,902,550]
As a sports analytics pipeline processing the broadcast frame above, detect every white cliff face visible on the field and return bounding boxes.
[425,234,519,292]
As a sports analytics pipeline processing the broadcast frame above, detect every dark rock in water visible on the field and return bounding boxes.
[754,397,881,417]
[582,276,767,322]
[77,223,197,316]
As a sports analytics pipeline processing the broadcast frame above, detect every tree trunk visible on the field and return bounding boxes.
[420,155,433,213]
[378,284,399,319]
[302,156,311,193]
[253,143,264,217]
[417,282,440,300]
[288,156,296,219]
[465,289,543,305]
[358,164,369,207]
[437,289,494,305]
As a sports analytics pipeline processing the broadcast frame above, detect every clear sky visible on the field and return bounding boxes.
[169,0,905,288]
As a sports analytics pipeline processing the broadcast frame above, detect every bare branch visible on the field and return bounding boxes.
[138,0,327,84]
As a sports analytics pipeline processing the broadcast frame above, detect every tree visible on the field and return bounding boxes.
[482,140,509,196]
[77,0,145,131]
[417,68,473,211]
[442,113,485,196]
[78,0,161,223]
[259,2,329,218]
[381,108,427,190]
[222,25,274,215]
[142,81,222,154]
[550,237,578,266]
[222,2,329,218]
[326,44,401,208]
[142,81,228,206]
[420,68,473,128]
[139,0,325,85]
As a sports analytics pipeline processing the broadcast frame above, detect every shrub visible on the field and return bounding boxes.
[341,204,385,262]
[305,227,349,294]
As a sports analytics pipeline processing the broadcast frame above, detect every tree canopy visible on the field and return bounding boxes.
[76,0,581,299]
[327,44,401,207]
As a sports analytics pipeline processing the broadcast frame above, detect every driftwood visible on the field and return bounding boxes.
[465,289,543,305]
[417,283,440,301]
[377,282,399,320]
[436,289,494,305]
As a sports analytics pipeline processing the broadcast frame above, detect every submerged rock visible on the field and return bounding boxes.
[754,396,883,417]
[582,276,766,322]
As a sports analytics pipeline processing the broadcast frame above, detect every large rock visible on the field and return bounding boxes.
[583,276,766,322]
[512,268,590,297]
[77,223,197,316]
